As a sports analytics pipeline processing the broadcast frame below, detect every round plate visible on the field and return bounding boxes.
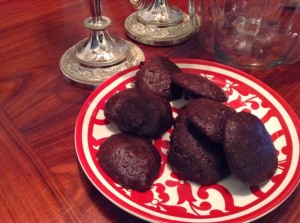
[75,59,300,223]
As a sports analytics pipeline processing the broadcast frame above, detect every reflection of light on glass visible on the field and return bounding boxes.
[285,33,300,64]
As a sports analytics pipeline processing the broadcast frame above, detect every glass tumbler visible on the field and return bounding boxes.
[190,0,300,69]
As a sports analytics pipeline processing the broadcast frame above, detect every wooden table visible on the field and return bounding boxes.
[0,0,299,222]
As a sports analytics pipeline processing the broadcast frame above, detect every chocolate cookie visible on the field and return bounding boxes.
[135,56,183,100]
[168,110,230,185]
[186,98,236,143]
[104,88,173,138]
[97,133,161,192]
[223,111,278,186]
[171,72,228,102]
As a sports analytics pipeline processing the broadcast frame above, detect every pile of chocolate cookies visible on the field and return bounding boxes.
[96,56,278,192]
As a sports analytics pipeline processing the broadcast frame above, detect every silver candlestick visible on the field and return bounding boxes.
[125,0,193,46]
[60,0,144,89]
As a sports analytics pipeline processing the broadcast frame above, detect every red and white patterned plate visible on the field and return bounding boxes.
[75,59,300,223]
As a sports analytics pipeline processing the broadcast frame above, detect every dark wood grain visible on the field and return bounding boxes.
[0,0,299,222]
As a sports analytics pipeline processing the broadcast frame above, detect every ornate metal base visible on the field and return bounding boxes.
[125,12,193,46]
[60,41,144,89]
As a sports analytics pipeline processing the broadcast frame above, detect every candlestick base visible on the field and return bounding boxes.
[125,12,193,46]
[60,40,144,89]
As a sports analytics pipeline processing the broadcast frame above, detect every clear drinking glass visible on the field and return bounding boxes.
[190,0,300,69]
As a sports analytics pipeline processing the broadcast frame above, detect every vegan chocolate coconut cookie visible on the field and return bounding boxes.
[97,133,161,192]
[104,88,173,138]
[168,110,230,185]
[135,55,183,100]
[223,111,278,186]
[186,98,236,143]
[171,72,228,102]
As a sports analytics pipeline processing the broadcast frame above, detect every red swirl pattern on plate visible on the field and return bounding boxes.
[75,60,300,223]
